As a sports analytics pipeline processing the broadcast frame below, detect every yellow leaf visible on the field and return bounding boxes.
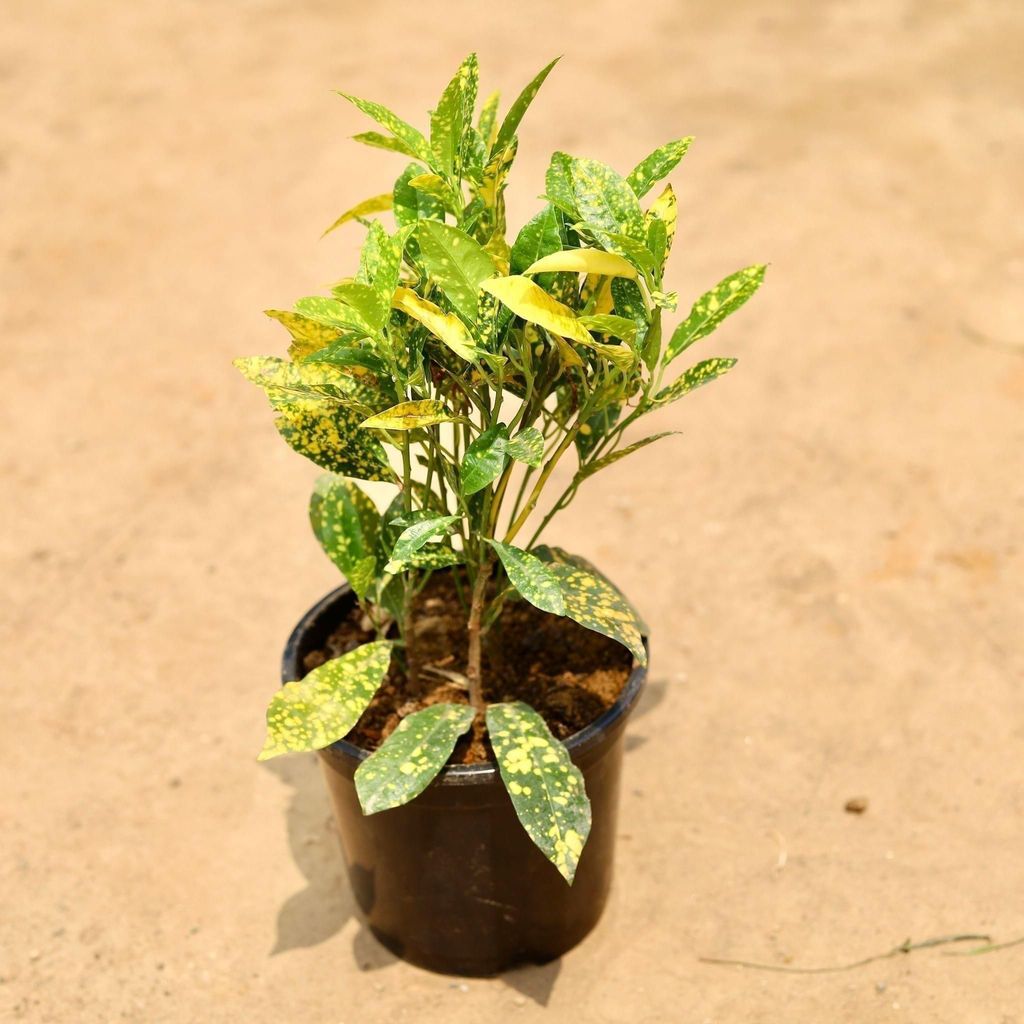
[646,184,677,252]
[523,249,638,280]
[392,286,479,361]
[322,193,393,237]
[480,275,593,345]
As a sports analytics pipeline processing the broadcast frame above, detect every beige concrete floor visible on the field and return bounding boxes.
[3,1,1023,1020]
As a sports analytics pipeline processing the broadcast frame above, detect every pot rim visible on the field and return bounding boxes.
[282,583,649,787]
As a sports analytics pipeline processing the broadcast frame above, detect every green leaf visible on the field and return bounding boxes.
[322,193,393,237]
[393,163,445,226]
[578,314,638,346]
[570,157,645,245]
[652,356,738,405]
[403,546,462,571]
[486,701,590,883]
[356,703,476,814]
[264,309,343,360]
[339,93,433,165]
[258,641,394,760]
[542,560,646,666]
[534,545,649,635]
[430,53,478,174]
[407,172,461,215]
[309,475,381,597]
[510,204,564,277]
[505,426,544,467]
[295,294,375,338]
[385,514,459,573]
[544,151,578,218]
[626,137,693,198]
[416,221,496,325]
[330,281,388,334]
[352,131,422,160]
[460,423,509,495]
[361,399,453,431]
[576,432,678,482]
[477,89,500,149]
[303,342,388,379]
[487,541,565,616]
[481,275,593,345]
[664,265,766,365]
[492,57,560,155]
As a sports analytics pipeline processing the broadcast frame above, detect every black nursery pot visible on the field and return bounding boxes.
[282,585,648,977]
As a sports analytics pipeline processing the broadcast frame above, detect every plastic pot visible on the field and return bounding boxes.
[282,584,648,976]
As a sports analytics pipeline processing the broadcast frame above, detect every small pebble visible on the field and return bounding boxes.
[845,796,869,814]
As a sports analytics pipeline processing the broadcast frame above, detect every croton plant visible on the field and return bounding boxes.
[239,54,763,882]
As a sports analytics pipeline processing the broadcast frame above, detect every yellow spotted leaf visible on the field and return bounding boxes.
[523,249,638,280]
[486,701,591,884]
[360,399,453,431]
[355,703,475,814]
[264,310,344,360]
[258,641,394,760]
[652,357,738,406]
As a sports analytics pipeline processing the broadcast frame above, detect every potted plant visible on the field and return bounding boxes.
[238,53,763,976]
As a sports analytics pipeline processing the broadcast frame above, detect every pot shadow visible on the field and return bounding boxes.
[262,754,399,966]
[501,959,563,1006]
[261,755,358,955]
[623,675,667,754]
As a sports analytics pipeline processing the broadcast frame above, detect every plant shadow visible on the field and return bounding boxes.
[501,959,563,1006]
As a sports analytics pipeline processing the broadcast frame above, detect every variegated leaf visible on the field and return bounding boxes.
[487,540,565,616]
[626,137,693,198]
[481,275,593,345]
[295,294,375,338]
[576,432,678,482]
[664,265,766,365]
[544,151,578,218]
[491,57,560,154]
[460,423,509,495]
[407,172,461,215]
[264,309,343,360]
[570,157,645,245]
[524,249,638,280]
[258,641,394,760]
[543,560,646,666]
[430,53,478,174]
[534,545,649,635]
[309,474,381,597]
[361,399,453,431]
[416,221,496,325]
[578,314,638,346]
[322,193,393,237]
[477,89,500,149]
[505,426,544,467]
[651,357,737,406]
[385,514,459,573]
[645,184,677,258]
[510,205,564,278]
[486,701,590,883]
[393,163,445,226]
[356,703,476,814]
[352,130,422,160]
[276,399,394,480]
[330,280,388,334]
[392,286,480,361]
[338,93,433,165]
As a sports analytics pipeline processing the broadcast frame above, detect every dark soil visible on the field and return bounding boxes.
[302,572,633,764]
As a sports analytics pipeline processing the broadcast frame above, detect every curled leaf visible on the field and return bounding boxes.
[524,249,637,280]
[361,399,454,431]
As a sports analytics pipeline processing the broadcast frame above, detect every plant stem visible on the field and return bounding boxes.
[465,556,492,716]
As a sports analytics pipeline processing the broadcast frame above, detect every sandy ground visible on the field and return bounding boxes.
[3,1,1023,1020]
